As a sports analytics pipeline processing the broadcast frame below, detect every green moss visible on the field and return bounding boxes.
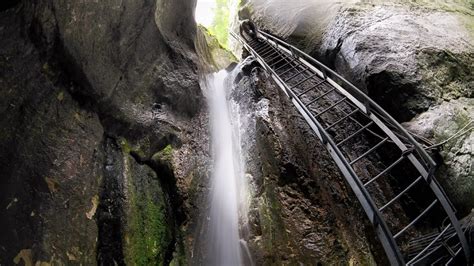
[417,49,473,102]
[120,138,148,160]
[57,91,65,101]
[162,145,173,159]
[120,138,132,154]
[125,162,172,266]
[151,144,174,165]
[123,152,173,266]
[168,232,187,266]
[197,25,237,70]
[127,194,170,266]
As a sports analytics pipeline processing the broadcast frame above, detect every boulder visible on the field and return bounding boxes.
[404,98,474,214]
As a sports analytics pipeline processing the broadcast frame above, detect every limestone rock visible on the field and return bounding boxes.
[242,0,473,216]
[404,98,474,214]
[242,0,473,121]
[0,0,206,264]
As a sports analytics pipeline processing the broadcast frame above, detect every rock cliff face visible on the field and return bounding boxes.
[0,0,208,264]
[228,60,385,264]
[239,0,473,215]
[1,0,472,265]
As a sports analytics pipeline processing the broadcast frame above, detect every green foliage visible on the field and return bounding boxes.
[208,0,231,48]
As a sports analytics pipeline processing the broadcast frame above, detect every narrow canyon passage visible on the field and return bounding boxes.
[0,0,472,265]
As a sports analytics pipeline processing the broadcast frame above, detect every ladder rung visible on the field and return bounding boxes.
[270,57,287,68]
[346,116,387,143]
[325,109,359,131]
[444,242,458,257]
[408,226,457,248]
[261,49,278,58]
[379,176,423,212]
[253,40,267,49]
[256,45,273,55]
[444,247,462,265]
[297,80,326,97]
[284,67,309,82]
[249,39,262,45]
[337,121,374,147]
[314,98,347,117]
[267,53,283,63]
[350,137,388,165]
[305,87,335,107]
[406,223,452,264]
[394,199,438,239]
[290,73,319,89]
[280,64,305,77]
[409,238,455,265]
[250,41,264,49]
[364,156,406,187]
[429,256,446,265]
[274,59,294,72]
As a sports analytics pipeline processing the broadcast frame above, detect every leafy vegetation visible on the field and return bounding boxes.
[205,0,240,48]
[208,0,231,47]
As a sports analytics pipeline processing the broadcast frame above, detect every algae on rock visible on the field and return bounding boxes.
[196,25,237,72]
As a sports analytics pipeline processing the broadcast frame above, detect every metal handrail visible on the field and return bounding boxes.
[257,30,436,169]
[231,29,471,265]
[256,30,464,217]
[230,31,405,265]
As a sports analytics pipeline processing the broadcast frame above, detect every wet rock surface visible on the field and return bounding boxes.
[1,0,472,265]
[196,25,238,72]
[0,9,104,264]
[0,0,208,264]
[241,0,473,219]
[230,59,386,264]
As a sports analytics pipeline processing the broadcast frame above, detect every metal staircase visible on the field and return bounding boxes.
[231,29,471,265]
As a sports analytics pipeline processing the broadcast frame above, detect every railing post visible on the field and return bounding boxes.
[364,100,371,115]
[322,69,328,80]
[290,46,298,59]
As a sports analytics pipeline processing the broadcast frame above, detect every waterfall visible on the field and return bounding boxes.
[202,67,250,266]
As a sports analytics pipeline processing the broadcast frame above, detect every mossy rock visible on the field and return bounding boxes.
[196,25,237,71]
[123,155,173,266]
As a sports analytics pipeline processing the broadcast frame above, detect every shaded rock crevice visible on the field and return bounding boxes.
[0,0,207,264]
[97,137,126,266]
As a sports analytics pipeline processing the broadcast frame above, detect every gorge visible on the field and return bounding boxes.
[0,0,472,265]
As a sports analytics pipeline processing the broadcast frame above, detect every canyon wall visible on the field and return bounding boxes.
[0,0,208,264]
[239,0,474,216]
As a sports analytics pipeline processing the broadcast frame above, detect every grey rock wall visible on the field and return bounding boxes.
[230,59,385,265]
[241,0,474,215]
[0,0,210,264]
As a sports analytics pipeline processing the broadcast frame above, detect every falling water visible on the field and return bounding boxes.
[200,66,253,266]
[206,69,243,266]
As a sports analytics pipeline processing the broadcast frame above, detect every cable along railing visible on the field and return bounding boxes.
[231,29,471,265]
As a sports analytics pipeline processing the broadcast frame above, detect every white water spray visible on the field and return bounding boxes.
[206,69,244,266]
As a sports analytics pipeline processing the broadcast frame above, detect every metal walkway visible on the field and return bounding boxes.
[231,30,471,265]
